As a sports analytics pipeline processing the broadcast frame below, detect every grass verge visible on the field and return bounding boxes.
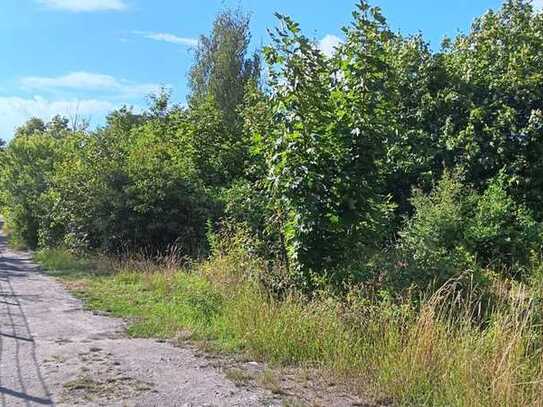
[35,247,543,407]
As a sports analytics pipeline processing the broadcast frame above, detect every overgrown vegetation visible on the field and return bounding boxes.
[3,1,543,405]
[36,235,543,407]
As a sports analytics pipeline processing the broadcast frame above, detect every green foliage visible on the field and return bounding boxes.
[465,174,542,273]
[182,96,249,186]
[399,171,542,288]
[261,5,396,285]
[43,107,143,251]
[13,117,46,137]
[439,0,543,212]
[381,34,449,215]
[221,180,269,243]
[125,101,217,255]
[398,171,476,287]
[374,0,543,221]
[2,0,543,295]
[1,99,220,256]
[0,138,7,208]
[189,8,260,126]
[0,124,62,248]
[186,8,261,188]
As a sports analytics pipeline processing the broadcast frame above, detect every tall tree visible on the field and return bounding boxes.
[439,0,543,213]
[14,117,46,138]
[188,8,260,128]
[184,9,261,187]
[260,3,396,285]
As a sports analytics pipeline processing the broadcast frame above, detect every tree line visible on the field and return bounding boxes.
[1,0,543,294]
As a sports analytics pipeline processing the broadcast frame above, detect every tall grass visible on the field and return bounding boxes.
[36,245,543,406]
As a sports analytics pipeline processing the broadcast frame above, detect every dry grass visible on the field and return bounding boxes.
[224,368,254,386]
[372,280,543,406]
[256,369,284,394]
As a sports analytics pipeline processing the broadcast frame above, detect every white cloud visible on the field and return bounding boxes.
[533,0,543,10]
[134,31,198,47]
[318,34,343,57]
[37,0,127,12]
[0,96,115,139]
[21,72,118,90]
[20,72,162,98]
[2,71,163,139]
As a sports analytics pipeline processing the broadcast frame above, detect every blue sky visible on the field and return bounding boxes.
[1,0,537,140]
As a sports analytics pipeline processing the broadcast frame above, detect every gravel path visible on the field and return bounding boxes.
[0,221,280,407]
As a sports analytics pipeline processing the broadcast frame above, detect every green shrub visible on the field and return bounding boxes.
[0,131,61,248]
[398,171,543,288]
[398,171,477,288]
[465,174,542,275]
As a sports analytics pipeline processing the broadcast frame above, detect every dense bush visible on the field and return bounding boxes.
[1,0,543,294]
[464,174,542,274]
[398,171,542,288]
[261,6,397,286]
[397,171,476,288]
[1,125,62,248]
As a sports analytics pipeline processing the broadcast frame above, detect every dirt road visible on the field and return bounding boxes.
[0,221,280,407]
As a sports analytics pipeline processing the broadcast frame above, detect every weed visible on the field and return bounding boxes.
[256,369,284,395]
[224,368,253,386]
